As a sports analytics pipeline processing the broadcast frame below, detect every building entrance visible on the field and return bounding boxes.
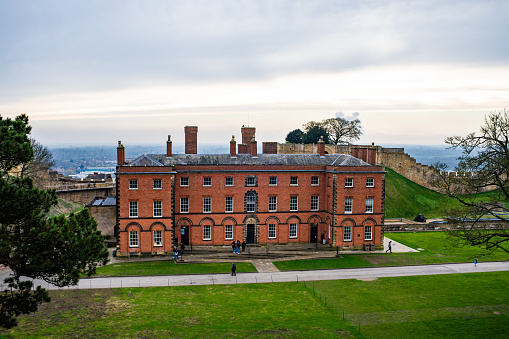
[180,225,189,245]
[246,224,255,244]
[310,224,318,243]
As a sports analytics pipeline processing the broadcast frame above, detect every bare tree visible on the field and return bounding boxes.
[322,117,363,144]
[17,139,55,188]
[432,110,509,253]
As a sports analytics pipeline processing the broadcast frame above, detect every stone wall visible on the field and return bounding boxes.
[87,205,116,238]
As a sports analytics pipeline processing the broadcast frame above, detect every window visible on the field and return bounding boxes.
[203,197,211,213]
[290,196,298,211]
[268,224,277,239]
[153,200,162,217]
[153,230,162,246]
[180,197,189,213]
[129,231,138,247]
[203,225,211,240]
[245,191,257,213]
[345,198,353,213]
[289,223,297,238]
[365,225,372,240]
[343,226,352,241]
[129,179,138,189]
[268,196,277,212]
[345,178,353,187]
[311,176,319,185]
[366,198,374,213]
[153,179,162,189]
[311,196,319,211]
[203,177,211,186]
[225,177,234,186]
[245,176,257,186]
[269,176,277,186]
[225,196,233,213]
[180,177,189,187]
[225,225,233,240]
[366,178,374,187]
[290,176,298,185]
[129,201,138,217]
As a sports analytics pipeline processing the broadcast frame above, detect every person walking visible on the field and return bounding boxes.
[173,247,179,263]
[474,258,478,267]
[231,262,236,276]
[236,240,241,254]
[386,240,392,253]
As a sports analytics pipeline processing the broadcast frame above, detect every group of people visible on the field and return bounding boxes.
[231,240,246,254]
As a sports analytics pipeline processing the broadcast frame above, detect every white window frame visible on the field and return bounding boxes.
[311,176,319,185]
[345,198,353,214]
[268,196,277,212]
[180,197,189,213]
[203,197,211,213]
[225,225,233,240]
[343,226,352,241]
[203,177,212,187]
[129,179,138,190]
[203,225,211,240]
[268,223,277,239]
[225,177,234,186]
[153,179,162,190]
[153,200,162,217]
[290,176,298,186]
[290,196,298,211]
[366,198,374,213]
[311,196,319,211]
[225,196,233,213]
[129,230,138,247]
[180,177,189,187]
[246,192,257,213]
[345,178,353,188]
[153,230,162,246]
[269,176,277,186]
[289,223,298,238]
[365,225,373,240]
[129,201,138,218]
[366,178,374,187]
[245,176,257,186]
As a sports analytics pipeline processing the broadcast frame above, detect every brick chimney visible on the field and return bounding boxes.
[251,138,257,157]
[166,135,172,157]
[117,141,125,165]
[184,126,198,154]
[241,126,255,151]
[230,135,237,157]
[317,137,325,157]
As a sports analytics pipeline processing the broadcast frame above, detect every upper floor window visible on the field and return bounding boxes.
[180,197,189,213]
[345,198,353,214]
[203,177,212,186]
[225,177,234,186]
[366,198,374,213]
[129,180,138,190]
[269,176,277,186]
[245,176,257,187]
[153,179,162,190]
[129,201,138,217]
[290,196,298,211]
[290,176,298,185]
[225,196,233,213]
[180,177,189,187]
[268,196,277,212]
[366,178,374,187]
[245,191,257,213]
[311,196,319,211]
[311,176,319,185]
[203,197,211,213]
[345,178,353,187]
[153,200,162,217]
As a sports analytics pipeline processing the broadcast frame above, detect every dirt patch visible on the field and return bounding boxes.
[357,278,378,282]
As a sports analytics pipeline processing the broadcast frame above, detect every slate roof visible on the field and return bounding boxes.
[125,153,371,167]
[88,197,116,207]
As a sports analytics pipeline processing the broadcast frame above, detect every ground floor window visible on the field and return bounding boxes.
[343,226,352,241]
[268,223,277,239]
[289,223,297,238]
[153,230,162,246]
[203,225,211,240]
[364,225,372,240]
[129,231,138,247]
[225,224,233,240]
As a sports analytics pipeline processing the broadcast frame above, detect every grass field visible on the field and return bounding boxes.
[4,272,508,338]
[274,231,509,271]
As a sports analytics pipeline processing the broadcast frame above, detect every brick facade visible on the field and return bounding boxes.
[116,126,385,256]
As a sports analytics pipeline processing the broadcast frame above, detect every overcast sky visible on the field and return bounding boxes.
[1,0,508,147]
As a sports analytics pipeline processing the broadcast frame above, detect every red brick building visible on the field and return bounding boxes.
[115,126,385,256]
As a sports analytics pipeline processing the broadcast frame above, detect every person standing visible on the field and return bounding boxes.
[180,242,185,255]
[236,240,241,254]
[231,241,236,254]
[231,262,236,276]
[386,241,392,253]
[241,240,246,253]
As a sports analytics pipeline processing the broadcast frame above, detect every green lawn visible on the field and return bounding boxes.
[274,231,509,271]
[95,260,257,277]
[311,272,509,339]
[5,283,358,339]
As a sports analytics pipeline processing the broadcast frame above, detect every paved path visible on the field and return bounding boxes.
[10,261,507,291]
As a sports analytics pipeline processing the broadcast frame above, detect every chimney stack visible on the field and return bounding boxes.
[240,126,255,153]
[317,137,325,157]
[117,141,125,165]
[230,135,237,157]
[184,126,198,154]
[251,138,258,157]
[166,135,172,157]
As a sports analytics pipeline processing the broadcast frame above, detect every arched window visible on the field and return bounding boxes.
[245,190,257,213]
